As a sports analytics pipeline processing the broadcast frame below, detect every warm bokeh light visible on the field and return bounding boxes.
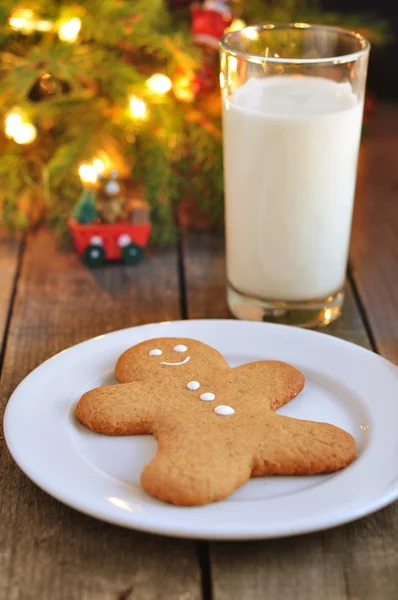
[34,20,53,32]
[244,27,259,40]
[146,73,172,95]
[173,75,194,103]
[93,158,105,174]
[129,96,147,119]
[226,19,246,33]
[5,112,23,138]
[79,164,97,184]
[9,9,35,32]
[9,9,53,33]
[58,17,81,43]
[13,122,37,145]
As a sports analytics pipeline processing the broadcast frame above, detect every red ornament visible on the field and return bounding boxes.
[191,1,233,49]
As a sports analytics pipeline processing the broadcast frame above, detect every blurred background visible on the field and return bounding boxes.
[0,1,395,248]
[323,0,397,97]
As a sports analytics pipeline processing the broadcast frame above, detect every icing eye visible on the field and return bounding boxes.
[173,344,187,353]
[149,349,162,356]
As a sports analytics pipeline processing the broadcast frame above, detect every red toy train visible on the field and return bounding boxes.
[68,220,152,267]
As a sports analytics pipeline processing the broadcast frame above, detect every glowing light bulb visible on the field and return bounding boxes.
[9,9,53,33]
[173,75,194,103]
[226,19,246,32]
[129,96,147,119]
[5,112,23,138]
[9,9,35,32]
[93,158,105,174]
[58,17,81,43]
[146,73,172,95]
[13,122,37,145]
[244,27,259,40]
[79,164,97,184]
[35,20,53,32]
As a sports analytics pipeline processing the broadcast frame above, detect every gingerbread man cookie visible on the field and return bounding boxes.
[76,338,356,506]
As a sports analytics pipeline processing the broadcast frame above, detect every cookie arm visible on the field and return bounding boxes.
[253,413,356,476]
[232,361,305,411]
[75,382,155,436]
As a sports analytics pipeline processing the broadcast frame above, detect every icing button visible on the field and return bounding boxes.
[214,405,235,415]
[200,392,215,402]
[187,381,200,391]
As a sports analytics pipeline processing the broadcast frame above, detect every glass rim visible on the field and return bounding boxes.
[220,23,370,65]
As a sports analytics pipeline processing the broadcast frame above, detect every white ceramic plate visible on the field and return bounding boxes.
[4,320,398,540]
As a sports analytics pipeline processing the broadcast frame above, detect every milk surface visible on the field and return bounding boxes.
[223,76,364,301]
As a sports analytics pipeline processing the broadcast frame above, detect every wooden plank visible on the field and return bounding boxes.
[0,229,201,600]
[0,230,22,361]
[210,512,398,600]
[182,231,398,600]
[351,103,398,364]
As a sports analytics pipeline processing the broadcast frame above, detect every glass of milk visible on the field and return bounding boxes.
[220,24,370,327]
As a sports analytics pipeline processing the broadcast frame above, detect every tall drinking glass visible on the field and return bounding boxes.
[220,24,370,327]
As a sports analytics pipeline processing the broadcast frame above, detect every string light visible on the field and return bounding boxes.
[93,158,105,174]
[244,27,259,41]
[146,74,172,95]
[173,75,194,103]
[13,123,37,145]
[79,164,97,184]
[4,110,38,144]
[5,112,23,138]
[9,9,36,33]
[129,96,147,119]
[226,19,246,33]
[9,9,52,33]
[58,17,81,43]
[35,20,53,32]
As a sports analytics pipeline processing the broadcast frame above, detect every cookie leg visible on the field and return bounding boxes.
[76,383,154,436]
[252,413,356,476]
[141,430,253,506]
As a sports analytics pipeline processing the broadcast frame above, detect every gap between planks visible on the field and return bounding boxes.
[0,234,25,381]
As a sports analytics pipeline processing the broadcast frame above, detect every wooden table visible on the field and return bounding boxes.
[1,103,398,600]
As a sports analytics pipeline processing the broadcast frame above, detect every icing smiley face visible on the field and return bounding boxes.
[150,343,190,366]
[115,337,229,383]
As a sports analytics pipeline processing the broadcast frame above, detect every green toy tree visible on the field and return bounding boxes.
[73,188,97,224]
[0,1,389,243]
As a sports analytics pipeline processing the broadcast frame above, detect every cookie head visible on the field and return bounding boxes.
[115,337,229,383]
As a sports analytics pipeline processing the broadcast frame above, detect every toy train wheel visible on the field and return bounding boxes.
[83,244,106,267]
[122,242,144,265]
